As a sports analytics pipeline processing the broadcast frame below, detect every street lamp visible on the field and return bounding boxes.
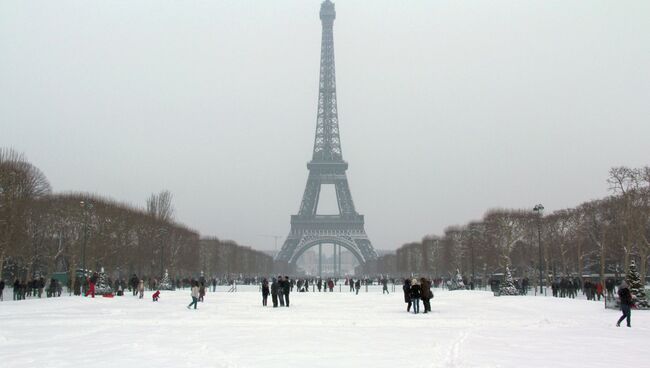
[533,204,544,295]
[80,200,93,279]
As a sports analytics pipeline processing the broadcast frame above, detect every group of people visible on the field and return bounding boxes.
[262,276,291,307]
[5,277,63,300]
[403,278,434,314]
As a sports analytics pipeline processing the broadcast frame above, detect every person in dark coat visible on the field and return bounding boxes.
[616,281,633,327]
[403,279,412,312]
[277,275,285,306]
[354,279,361,295]
[0,279,4,301]
[198,282,206,302]
[271,277,279,308]
[282,276,291,307]
[420,277,433,313]
[261,278,270,306]
[382,277,389,294]
[409,279,422,314]
[130,274,139,296]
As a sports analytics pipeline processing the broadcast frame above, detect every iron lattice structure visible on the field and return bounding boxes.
[275,0,377,269]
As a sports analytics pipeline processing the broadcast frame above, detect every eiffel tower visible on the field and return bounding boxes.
[275,0,377,275]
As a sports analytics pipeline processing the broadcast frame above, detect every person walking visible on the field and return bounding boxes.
[596,281,604,301]
[271,277,279,308]
[0,279,4,301]
[199,282,206,302]
[420,277,433,313]
[409,279,421,314]
[262,278,270,306]
[282,276,291,307]
[85,278,96,298]
[130,274,139,296]
[616,281,633,327]
[277,275,285,306]
[212,278,217,293]
[382,277,389,294]
[138,279,145,299]
[354,279,361,295]
[403,279,412,312]
[187,281,199,309]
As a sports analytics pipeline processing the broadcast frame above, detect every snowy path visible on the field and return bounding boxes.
[0,288,647,368]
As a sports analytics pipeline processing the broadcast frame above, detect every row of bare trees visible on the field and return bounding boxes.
[200,238,274,278]
[370,166,650,284]
[1,148,273,282]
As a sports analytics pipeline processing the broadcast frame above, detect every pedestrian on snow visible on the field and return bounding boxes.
[277,275,285,306]
[596,282,604,301]
[382,278,389,294]
[354,279,361,295]
[616,281,633,327]
[130,274,139,296]
[403,279,412,312]
[409,279,421,314]
[199,282,206,302]
[138,279,145,299]
[262,278,270,306]
[420,277,433,313]
[329,279,335,292]
[349,278,355,292]
[271,277,279,308]
[152,290,160,302]
[282,276,291,307]
[187,281,199,309]
[212,278,217,293]
[0,279,4,301]
[85,278,96,298]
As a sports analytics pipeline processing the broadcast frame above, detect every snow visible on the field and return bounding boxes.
[0,286,648,368]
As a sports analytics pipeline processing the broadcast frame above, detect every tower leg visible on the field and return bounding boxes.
[318,243,322,278]
[338,245,342,275]
[333,244,337,277]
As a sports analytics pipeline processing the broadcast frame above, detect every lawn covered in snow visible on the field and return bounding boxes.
[0,287,647,368]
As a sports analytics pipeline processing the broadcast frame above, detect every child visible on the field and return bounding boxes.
[152,290,160,302]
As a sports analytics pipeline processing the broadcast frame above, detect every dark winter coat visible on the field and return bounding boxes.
[409,284,421,299]
[420,279,432,299]
[403,280,411,303]
[271,279,278,295]
[281,279,290,295]
[262,280,270,296]
[618,287,633,306]
[0,280,4,291]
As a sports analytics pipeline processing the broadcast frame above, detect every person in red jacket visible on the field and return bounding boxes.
[596,282,604,301]
[85,279,95,298]
[152,290,160,302]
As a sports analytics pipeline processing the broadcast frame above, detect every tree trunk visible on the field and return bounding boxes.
[0,252,5,280]
[600,229,606,282]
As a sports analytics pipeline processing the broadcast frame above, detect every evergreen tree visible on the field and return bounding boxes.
[95,267,113,295]
[449,268,465,291]
[498,266,519,296]
[626,260,649,309]
[160,269,174,290]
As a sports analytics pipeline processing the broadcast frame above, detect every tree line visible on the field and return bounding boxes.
[365,166,650,285]
[0,148,272,282]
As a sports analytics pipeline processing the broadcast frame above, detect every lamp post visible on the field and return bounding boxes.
[533,204,544,295]
[80,201,93,278]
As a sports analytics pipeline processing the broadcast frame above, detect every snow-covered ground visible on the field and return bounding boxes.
[0,287,647,368]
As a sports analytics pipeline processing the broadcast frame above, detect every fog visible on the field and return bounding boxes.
[1,0,649,251]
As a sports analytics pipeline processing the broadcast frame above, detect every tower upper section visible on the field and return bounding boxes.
[312,0,342,163]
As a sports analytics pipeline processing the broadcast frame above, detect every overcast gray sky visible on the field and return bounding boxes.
[2,0,649,251]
